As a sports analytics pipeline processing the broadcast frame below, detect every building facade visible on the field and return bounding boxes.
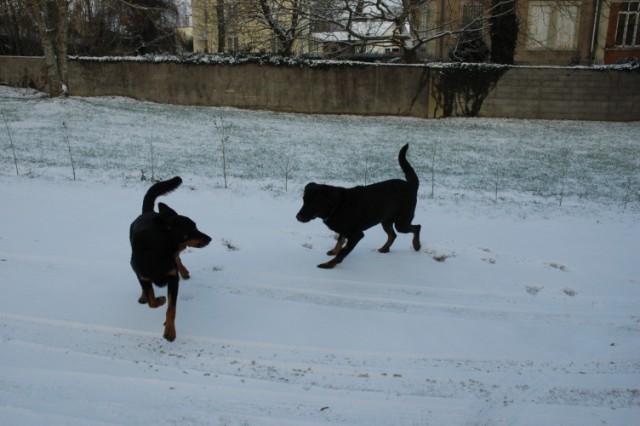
[189,0,640,65]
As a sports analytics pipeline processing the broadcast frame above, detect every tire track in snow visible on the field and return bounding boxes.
[214,272,629,327]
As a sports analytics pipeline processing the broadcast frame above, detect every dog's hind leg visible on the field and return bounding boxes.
[410,224,421,251]
[318,231,364,269]
[395,221,422,251]
[163,276,179,342]
[327,235,346,256]
[137,278,166,308]
[378,221,397,253]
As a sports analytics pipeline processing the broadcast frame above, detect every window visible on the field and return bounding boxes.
[615,2,640,47]
[227,35,240,52]
[527,1,579,49]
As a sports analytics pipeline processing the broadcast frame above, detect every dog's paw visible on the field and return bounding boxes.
[138,295,147,304]
[412,235,421,251]
[177,265,190,279]
[163,326,176,342]
[326,249,339,256]
[317,261,336,269]
[149,296,166,308]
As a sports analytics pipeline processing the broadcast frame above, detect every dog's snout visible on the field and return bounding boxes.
[186,231,212,248]
[199,233,212,247]
[296,212,310,223]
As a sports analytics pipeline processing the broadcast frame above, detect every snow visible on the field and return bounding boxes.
[0,85,639,425]
[66,54,640,71]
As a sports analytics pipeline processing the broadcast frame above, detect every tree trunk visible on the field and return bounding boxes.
[216,0,225,53]
[260,0,294,55]
[403,47,419,64]
[56,0,68,92]
[26,0,68,96]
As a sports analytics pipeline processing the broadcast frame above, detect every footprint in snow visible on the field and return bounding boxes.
[526,285,543,296]
[546,262,569,272]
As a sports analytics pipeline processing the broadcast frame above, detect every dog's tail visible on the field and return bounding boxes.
[142,176,182,213]
[399,144,419,191]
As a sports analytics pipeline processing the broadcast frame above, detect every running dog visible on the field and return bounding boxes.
[129,176,211,341]
[296,144,421,268]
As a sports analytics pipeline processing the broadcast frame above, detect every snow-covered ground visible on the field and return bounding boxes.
[1,86,639,425]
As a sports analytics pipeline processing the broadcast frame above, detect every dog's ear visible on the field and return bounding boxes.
[304,182,318,193]
[158,202,178,217]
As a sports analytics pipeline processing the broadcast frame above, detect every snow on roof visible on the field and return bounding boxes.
[311,20,396,42]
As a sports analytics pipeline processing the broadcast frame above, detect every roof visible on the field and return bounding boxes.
[311,20,398,43]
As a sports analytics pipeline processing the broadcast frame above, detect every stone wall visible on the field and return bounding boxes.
[480,67,640,121]
[1,56,638,121]
[0,56,48,90]
[68,60,432,117]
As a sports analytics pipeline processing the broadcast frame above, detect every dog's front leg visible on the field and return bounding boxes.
[327,236,346,256]
[318,231,363,269]
[176,255,190,279]
[137,278,166,308]
[163,275,179,342]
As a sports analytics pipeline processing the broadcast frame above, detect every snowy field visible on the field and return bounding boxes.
[1,85,639,425]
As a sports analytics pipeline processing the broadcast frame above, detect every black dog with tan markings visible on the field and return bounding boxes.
[297,144,421,268]
[130,177,211,341]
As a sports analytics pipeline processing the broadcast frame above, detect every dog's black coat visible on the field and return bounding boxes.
[130,176,211,341]
[297,144,421,268]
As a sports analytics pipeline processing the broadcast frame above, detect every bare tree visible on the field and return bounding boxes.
[257,0,300,55]
[221,0,520,63]
[221,0,307,55]
[2,114,19,175]
[18,0,181,95]
[26,0,69,96]
[189,0,520,62]
[0,0,42,55]
[304,0,520,63]
[119,0,179,55]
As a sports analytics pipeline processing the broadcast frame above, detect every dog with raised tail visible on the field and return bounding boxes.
[129,176,211,341]
[296,144,421,269]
